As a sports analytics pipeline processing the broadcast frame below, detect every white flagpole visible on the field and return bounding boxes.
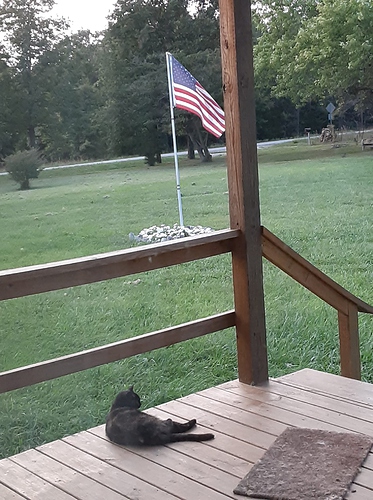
[166,52,184,227]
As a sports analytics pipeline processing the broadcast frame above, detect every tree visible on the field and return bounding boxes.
[99,0,224,160]
[99,0,191,157]
[0,47,24,159]
[5,148,42,189]
[254,0,373,120]
[35,31,106,161]
[253,0,318,103]
[187,0,220,53]
[291,0,373,112]
[0,0,67,148]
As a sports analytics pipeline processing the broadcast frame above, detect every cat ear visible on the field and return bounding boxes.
[128,385,134,392]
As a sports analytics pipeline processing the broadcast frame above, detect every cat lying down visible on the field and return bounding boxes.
[105,386,215,446]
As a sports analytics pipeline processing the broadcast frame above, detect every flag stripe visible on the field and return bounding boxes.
[168,54,225,138]
[174,85,225,136]
[173,84,225,134]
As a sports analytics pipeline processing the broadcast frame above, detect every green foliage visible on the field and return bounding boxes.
[100,0,223,158]
[5,148,43,189]
[36,31,106,161]
[292,0,373,110]
[1,0,372,162]
[254,0,373,118]
[0,52,24,158]
[0,0,68,148]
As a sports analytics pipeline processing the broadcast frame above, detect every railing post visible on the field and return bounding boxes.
[219,0,268,384]
[338,304,361,380]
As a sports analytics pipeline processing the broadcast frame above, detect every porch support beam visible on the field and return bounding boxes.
[219,0,268,384]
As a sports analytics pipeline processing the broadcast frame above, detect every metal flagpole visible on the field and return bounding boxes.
[166,52,184,227]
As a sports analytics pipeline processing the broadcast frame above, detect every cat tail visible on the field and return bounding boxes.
[170,432,214,442]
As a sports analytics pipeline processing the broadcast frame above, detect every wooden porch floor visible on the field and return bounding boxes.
[1,368,373,499]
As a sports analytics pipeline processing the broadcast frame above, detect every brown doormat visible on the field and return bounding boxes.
[234,427,372,499]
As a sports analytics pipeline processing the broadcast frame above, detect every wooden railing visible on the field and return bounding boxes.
[262,227,373,380]
[0,230,239,394]
[1,226,372,394]
[0,229,239,300]
[0,228,373,393]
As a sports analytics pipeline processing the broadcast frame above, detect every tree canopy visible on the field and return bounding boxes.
[0,0,67,148]
[254,0,373,119]
[0,0,372,164]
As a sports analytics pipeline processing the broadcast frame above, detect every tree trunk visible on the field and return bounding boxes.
[20,178,30,190]
[187,116,212,162]
[28,125,36,149]
[187,136,195,159]
[145,152,156,166]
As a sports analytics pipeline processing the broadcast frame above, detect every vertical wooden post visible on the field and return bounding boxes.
[338,304,361,380]
[219,0,268,384]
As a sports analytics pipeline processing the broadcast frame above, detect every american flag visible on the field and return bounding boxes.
[168,53,225,138]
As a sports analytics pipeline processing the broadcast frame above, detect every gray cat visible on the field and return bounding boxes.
[105,386,215,446]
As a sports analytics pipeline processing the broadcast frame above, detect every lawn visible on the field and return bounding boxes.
[0,141,372,458]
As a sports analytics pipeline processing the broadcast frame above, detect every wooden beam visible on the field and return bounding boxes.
[262,226,373,314]
[219,0,268,384]
[0,311,236,394]
[0,229,239,300]
[338,305,361,380]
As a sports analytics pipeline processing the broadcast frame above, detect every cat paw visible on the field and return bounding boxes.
[189,419,197,427]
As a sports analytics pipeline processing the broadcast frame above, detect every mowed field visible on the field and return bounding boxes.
[0,141,372,458]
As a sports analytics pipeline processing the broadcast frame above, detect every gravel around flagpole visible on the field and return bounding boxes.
[129,224,214,244]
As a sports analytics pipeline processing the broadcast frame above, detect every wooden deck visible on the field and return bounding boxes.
[1,369,373,499]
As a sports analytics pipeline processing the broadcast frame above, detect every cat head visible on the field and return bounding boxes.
[111,385,141,410]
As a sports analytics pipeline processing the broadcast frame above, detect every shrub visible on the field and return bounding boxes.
[5,149,43,190]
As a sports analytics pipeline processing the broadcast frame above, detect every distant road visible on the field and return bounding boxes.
[42,138,298,171]
[0,138,299,176]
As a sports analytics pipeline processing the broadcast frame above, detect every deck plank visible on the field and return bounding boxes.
[1,369,373,499]
[278,368,373,407]
[213,382,373,435]
[147,407,261,475]
[345,484,373,500]
[38,438,176,500]
[0,481,30,499]
[182,390,344,433]
[148,383,373,497]
[82,428,239,498]
[180,392,288,435]
[354,467,373,490]
[151,399,277,449]
[11,449,127,500]
[222,377,373,422]
[0,457,75,499]
[64,429,231,500]
[147,406,266,463]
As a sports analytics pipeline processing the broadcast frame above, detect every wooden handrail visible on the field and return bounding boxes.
[1,225,371,390]
[261,227,373,315]
[0,229,240,301]
[0,231,238,394]
[261,226,373,379]
[0,311,236,394]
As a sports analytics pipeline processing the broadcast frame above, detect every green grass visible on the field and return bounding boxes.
[0,141,372,459]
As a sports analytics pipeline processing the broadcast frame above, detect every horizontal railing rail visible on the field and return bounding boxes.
[0,229,240,301]
[0,230,239,394]
[261,226,373,379]
[0,311,236,394]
